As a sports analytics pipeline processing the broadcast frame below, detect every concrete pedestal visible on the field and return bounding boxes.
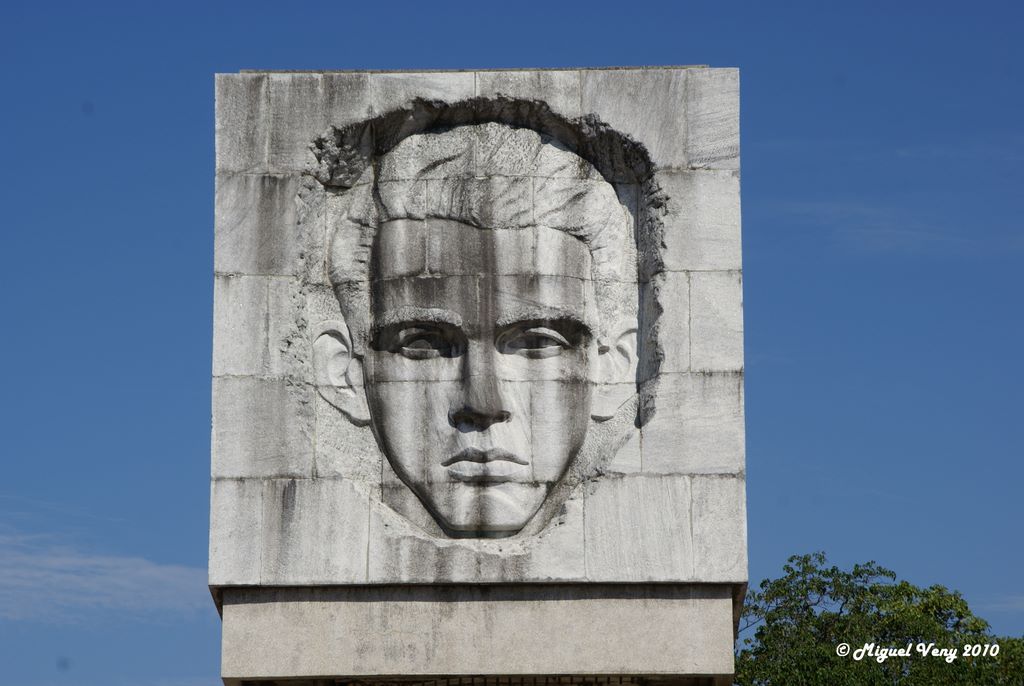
[221,585,738,686]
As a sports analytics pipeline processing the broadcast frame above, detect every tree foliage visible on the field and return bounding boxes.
[736,552,1024,685]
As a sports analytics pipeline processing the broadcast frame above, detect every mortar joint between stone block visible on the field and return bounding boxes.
[686,271,692,371]
[688,473,695,579]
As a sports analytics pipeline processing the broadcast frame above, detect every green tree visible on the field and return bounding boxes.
[736,552,1024,685]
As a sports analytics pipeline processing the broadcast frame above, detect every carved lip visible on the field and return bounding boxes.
[442,448,528,467]
[442,448,529,483]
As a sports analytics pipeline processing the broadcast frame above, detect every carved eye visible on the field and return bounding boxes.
[393,326,457,359]
[499,325,574,359]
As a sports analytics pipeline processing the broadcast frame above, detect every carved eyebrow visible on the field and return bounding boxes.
[372,307,463,332]
[494,306,590,332]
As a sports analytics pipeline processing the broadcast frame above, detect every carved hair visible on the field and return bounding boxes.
[327,123,638,348]
[330,123,635,285]
[312,99,664,418]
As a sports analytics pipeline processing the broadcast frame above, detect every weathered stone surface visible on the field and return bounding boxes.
[369,71,475,115]
[604,427,642,473]
[212,68,744,587]
[644,271,691,374]
[584,475,693,580]
[215,73,268,173]
[692,475,747,580]
[211,377,314,478]
[581,68,688,173]
[365,491,587,583]
[219,71,479,175]
[212,275,307,378]
[322,72,372,129]
[476,69,582,118]
[524,494,587,580]
[214,66,746,684]
[221,585,737,682]
[209,479,262,586]
[266,276,307,378]
[659,170,742,271]
[295,177,330,285]
[212,275,269,377]
[690,270,744,372]
[686,68,740,170]
[215,174,304,276]
[267,74,327,172]
[260,478,370,584]
[367,502,529,582]
[303,281,344,329]
[313,394,382,483]
[642,372,745,475]
[609,182,640,281]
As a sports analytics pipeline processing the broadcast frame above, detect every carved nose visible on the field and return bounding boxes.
[449,405,511,431]
[452,342,510,431]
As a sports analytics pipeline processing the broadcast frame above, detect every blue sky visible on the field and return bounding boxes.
[1,1,1021,683]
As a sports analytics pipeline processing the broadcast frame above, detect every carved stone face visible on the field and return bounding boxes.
[314,122,640,539]
[362,218,599,537]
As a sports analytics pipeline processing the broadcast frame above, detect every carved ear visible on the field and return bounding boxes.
[591,328,639,422]
[312,320,371,427]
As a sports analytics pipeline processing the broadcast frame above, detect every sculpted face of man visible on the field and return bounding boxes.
[317,123,637,538]
[364,218,599,536]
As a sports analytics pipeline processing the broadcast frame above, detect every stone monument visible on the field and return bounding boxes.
[211,67,745,686]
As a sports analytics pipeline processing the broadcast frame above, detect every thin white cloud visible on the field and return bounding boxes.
[768,199,1021,256]
[752,134,1024,256]
[753,133,1024,165]
[895,138,1024,164]
[981,595,1024,613]
[0,530,209,623]
[0,494,129,524]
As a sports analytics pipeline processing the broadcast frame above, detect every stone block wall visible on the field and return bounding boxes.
[212,66,744,684]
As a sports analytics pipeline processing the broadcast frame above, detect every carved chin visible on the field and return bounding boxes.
[422,481,550,538]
